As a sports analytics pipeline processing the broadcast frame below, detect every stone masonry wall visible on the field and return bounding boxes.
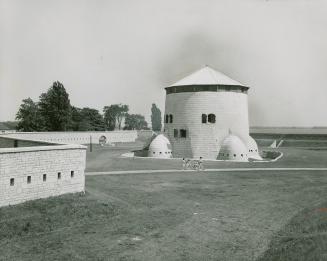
[0,144,86,207]
[164,91,249,159]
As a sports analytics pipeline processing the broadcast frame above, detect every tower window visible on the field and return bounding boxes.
[71,171,74,178]
[10,178,14,186]
[27,176,31,184]
[169,114,173,123]
[43,174,47,182]
[174,129,178,138]
[208,114,216,123]
[57,172,61,180]
[180,129,187,138]
[202,114,207,123]
[165,115,169,123]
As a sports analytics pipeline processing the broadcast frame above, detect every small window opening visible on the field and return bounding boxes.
[180,129,187,138]
[208,114,216,123]
[10,178,14,186]
[202,114,207,123]
[27,176,31,184]
[71,171,74,178]
[160,152,162,154]
[169,114,173,123]
[165,115,169,123]
[43,174,47,182]
[153,152,155,154]
[241,154,243,157]
[57,172,61,180]
[174,129,178,138]
[233,154,236,157]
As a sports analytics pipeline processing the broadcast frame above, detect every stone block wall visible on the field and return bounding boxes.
[0,144,86,207]
[164,91,249,159]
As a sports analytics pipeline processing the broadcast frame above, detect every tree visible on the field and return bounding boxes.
[79,108,104,131]
[103,106,116,131]
[151,103,162,131]
[69,107,105,131]
[39,81,72,131]
[69,106,83,131]
[124,114,148,130]
[103,104,129,130]
[16,98,44,131]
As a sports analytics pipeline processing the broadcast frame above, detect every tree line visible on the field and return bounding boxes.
[16,81,162,132]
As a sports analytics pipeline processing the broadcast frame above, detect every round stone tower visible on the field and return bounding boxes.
[163,66,251,159]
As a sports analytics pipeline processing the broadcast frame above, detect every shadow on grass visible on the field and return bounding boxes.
[257,201,327,261]
[0,192,120,241]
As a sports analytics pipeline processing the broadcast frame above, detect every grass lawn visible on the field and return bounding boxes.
[1,169,327,260]
[85,144,327,173]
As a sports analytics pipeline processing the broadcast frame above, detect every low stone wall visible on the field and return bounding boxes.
[0,143,86,207]
[0,131,138,145]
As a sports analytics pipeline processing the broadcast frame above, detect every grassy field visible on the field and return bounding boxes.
[1,169,327,260]
[85,144,327,172]
[1,138,327,260]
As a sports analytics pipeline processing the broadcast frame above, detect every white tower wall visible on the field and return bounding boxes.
[164,91,249,159]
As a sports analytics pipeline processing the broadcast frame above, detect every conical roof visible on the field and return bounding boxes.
[169,66,244,87]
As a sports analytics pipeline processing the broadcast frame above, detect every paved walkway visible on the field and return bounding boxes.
[86,167,327,176]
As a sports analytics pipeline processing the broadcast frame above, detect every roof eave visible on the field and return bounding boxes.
[164,84,250,90]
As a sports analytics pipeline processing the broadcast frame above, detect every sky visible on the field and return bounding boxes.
[1,0,327,127]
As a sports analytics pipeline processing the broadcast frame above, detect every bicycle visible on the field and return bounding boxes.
[185,160,200,171]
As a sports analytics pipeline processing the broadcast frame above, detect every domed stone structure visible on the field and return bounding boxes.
[164,65,251,160]
[247,136,262,160]
[147,134,172,158]
[217,134,248,161]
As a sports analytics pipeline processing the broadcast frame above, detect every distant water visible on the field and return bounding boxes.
[250,127,327,135]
